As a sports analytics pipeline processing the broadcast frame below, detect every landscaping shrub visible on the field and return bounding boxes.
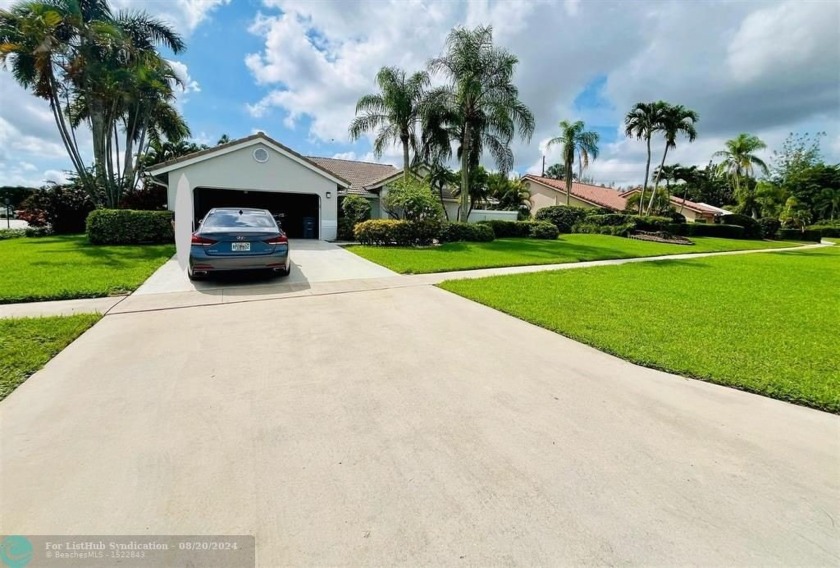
[341,194,371,224]
[581,213,633,227]
[684,223,746,239]
[534,205,588,233]
[337,217,355,241]
[0,229,26,240]
[807,224,840,238]
[573,223,635,237]
[634,216,673,231]
[478,219,532,238]
[669,211,687,224]
[24,226,53,237]
[86,209,174,245]
[18,184,95,233]
[353,218,445,246]
[583,206,617,216]
[719,213,761,238]
[528,221,559,240]
[777,228,822,242]
[758,218,782,239]
[439,222,495,243]
[381,177,443,221]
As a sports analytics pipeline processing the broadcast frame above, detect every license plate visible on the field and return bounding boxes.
[231,242,251,252]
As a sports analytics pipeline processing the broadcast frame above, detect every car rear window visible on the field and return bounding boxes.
[202,212,276,229]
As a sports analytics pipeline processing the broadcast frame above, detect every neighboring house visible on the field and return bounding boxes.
[618,188,720,223]
[522,175,628,213]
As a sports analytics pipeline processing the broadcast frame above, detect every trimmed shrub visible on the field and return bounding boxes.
[18,184,95,233]
[758,218,782,239]
[353,218,444,246]
[439,222,495,243]
[669,211,687,224]
[719,213,761,238]
[528,221,559,240]
[634,216,673,231]
[0,228,26,240]
[582,213,633,227]
[478,219,532,238]
[25,226,52,237]
[808,224,840,238]
[534,205,588,233]
[341,194,371,224]
[778,228,822,242]
[87,209,174,245]
[583,206,617,217]
[337,217,355,241]
[573,223,635,237]
[685,223,745,239]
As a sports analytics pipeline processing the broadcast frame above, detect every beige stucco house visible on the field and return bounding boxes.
[522,175,629,213]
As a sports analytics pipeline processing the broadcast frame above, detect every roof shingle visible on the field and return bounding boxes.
[307,157,399,192]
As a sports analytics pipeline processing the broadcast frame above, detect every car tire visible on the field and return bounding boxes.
[187,266,205,281]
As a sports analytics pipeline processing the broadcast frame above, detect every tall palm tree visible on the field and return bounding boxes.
[427,25,535,222]
[546,120,599,205]
[625,101,668,213]
[646,104,698,214]
[713,133,769,218]
[349,66,429,179]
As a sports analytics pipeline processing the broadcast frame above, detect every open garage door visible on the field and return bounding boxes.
[194,187,319,239]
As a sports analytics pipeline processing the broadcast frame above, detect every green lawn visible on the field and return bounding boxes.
[0,314,101,401]
[439,245,840,413]
[348,235,802,274]
[0,235,174,304]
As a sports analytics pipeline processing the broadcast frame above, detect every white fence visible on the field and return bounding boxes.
[467,209,519,223]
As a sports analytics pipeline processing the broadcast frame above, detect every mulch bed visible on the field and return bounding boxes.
[629,231,694,245]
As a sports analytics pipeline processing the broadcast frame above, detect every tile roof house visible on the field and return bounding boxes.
[307,157,400,196]
[522,175,629,212]
[618,188,721,222]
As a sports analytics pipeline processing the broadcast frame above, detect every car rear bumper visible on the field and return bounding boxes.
[189,248,290,273]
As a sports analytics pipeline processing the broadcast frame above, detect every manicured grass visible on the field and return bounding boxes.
[0,314,101,401]
[348,235,802,274]
[0,235,174,303]
[440,245,840,412]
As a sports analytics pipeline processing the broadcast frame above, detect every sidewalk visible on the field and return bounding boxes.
[0,241,830,318]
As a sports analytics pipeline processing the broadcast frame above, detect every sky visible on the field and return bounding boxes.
[1,0,838,189]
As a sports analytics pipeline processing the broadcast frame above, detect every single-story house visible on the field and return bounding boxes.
[617,188,721,223]
[147,132,465,240]
[522,174,722,223]
[522,175,629,212]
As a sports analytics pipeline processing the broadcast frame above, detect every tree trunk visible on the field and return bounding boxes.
[639,135,652,214]
[647,145,669,215]
[401,133,410,181]
[459,125,471,222]
[89,99,113,206]
[565,168,572,206]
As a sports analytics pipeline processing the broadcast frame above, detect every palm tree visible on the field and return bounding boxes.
[427,25,535,222]
[713,133,769,218]
[646,104,698,214]
[625,101,668,213]
[546,120,599,206]
[349,66,429,179]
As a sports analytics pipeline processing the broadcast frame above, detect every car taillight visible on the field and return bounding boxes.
[191,234,217,246]
[264,235,288,245]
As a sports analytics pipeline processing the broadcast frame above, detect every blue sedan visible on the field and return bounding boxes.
[188,207,291,280]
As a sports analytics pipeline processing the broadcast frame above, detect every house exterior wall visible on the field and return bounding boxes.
[166,143,339,240]
[526,182,598,213]
[468,209,519,222]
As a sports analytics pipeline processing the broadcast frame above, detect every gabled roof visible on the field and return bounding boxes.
[523,175,628,211]
[306,156,398,193]
[147,132,350,187]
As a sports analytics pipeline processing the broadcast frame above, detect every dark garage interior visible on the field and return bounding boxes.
[194,187,319,238]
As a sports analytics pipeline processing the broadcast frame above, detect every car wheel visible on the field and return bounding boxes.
[188,266,205,281]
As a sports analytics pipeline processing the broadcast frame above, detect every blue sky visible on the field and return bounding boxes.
[1,0,838,188]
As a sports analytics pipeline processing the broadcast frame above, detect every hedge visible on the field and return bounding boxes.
[719,213,761,238]
[534,205,588,233]
[670,223,746,239]
[439,222,495,243]
[574,223,635,237]
[478,219,532,238]
[0,226,52,240]
[528,221,559,239]
[87,209,174,245]
[778,228,822,243]
[758,217,781,239]
[807,224,840,238]
[354,219,446,246]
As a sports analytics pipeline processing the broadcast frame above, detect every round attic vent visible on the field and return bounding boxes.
[253,147,269,163]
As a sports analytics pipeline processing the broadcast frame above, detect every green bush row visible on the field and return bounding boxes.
[354,219,444,246]
[0,226,53,240]
[777,228,823,242]
[439,222,495,243]
[86,209,174,245]
[668,223,746,239]
[718,213,761,238]
[476,219,559,239]
[807,224,840,238]
[574,223,636,237]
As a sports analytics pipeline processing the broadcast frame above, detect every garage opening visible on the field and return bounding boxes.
[194,187,319,238]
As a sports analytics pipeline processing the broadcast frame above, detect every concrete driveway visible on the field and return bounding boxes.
[1,284,838,566]
[134,239,397,295]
